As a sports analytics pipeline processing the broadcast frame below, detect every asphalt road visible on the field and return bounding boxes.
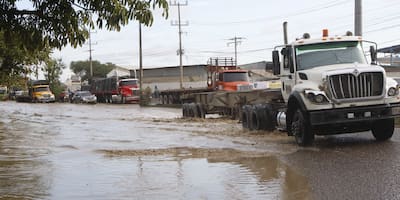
[282,132,400,200]
[0,101,399,200]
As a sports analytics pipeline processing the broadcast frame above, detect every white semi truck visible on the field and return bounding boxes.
[241,22,400,146]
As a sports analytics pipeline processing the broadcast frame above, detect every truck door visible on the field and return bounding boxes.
[280,46,296,102]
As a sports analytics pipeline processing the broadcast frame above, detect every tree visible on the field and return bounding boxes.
[43,59,65,85]
[0,31,51,77]
[70,60,116,81]
[0,30,51,93]
[0,0,168,50]
[43,58,66,98]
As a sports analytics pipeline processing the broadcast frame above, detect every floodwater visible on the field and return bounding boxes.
[0,101,310,199]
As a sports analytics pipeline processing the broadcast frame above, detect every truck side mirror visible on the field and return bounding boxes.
[272,50,280,75]
[370,45,377,65]
[288,48,295,73]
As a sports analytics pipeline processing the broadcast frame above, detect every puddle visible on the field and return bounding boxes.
[95,147,311,200]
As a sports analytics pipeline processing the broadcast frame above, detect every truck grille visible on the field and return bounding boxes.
[328,72,384,100]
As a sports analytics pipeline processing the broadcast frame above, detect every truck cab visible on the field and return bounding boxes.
[216,70,251,91]
[207,57,252,91]
[272,29,400,145]
[31,84,55,103]
[118,78,140,103]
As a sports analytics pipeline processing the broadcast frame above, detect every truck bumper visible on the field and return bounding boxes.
[309,103,400,135]
[126,96,140,102]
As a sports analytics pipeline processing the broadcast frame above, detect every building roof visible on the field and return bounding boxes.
[378,45,400,54]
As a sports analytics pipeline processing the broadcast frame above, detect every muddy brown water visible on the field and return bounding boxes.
[0,101,310,199]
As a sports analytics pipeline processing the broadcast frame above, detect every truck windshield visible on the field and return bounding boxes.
[34,86,50,92]
[295,41,367,70]
[223,72,249,82]
[120,80,137,86]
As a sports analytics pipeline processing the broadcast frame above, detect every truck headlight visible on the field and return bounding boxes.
[305,90,330,104]
[388,87,399,96]
[314,94,326,103]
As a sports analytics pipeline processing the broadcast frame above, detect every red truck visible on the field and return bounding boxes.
[91,77,140,103]
[160,57,253,105]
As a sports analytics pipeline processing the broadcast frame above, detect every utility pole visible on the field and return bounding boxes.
[139,22,144,106]
[227,36,245,66]
[88,30,97,79]
[355,0,362,36]
[170,1,188,89]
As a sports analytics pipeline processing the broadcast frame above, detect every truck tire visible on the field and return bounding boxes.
[252,104,276,131]
[241,105,253,130]
[182,103,188,118]
[121,96,126,104]
[251,106,262,130]
[291,108,314,146]
[371,118,394,141]
[196,103,206,118]
[190,103,199,118]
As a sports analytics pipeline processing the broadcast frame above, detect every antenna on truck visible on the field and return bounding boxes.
[283,22,288,45]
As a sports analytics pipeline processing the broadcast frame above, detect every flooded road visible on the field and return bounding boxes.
[0,102,308,200]
[1,101,400,199]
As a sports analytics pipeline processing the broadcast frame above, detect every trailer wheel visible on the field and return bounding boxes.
[262,104,276,131]
[371,118,394,141]
[196,103,206,118]
[186,103,196,117]
[182,103,188,118]
[291,108,314,146]
[190,103,199,118]
[241,105,253,130]
[168,95,174,104]
[251,108,260,130]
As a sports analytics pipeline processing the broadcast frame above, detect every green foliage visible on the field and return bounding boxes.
[0,31,51,77]
[0,0,169,50]
[51,82,66,101]
[70,60,116,81]
[42,58,66,99]
[43,58,65,85]
[1,0,168,89]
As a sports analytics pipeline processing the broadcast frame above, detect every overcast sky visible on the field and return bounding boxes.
[51,0,400,81]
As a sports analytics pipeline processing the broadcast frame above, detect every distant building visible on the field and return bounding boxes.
[65,75,81,91]
[142,65,208,91]
[140,61,275,91]
[107,66,136,78]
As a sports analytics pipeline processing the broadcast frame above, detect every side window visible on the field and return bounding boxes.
[282,47,294,71]
[282,48,290,69]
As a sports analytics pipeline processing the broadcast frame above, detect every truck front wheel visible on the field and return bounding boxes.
[291,109,314,146]
[371,118,394,141]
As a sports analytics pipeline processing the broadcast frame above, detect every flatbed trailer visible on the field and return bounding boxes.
[159,88,212,105]
[181,88,283,119]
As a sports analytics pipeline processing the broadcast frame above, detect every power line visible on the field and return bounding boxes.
[87,30,97,78]
[227,37,245,66]
[170,0,188,89]
[191,0,349,26]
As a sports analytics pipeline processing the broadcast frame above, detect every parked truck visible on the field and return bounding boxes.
[16,80,56,103]
[183,23,400,146]
[160,57,255,105]
[178,58,283,118]
[238,23,400,146]
[91,76,140,103]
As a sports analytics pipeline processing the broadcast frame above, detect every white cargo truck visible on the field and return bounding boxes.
[241,22,400,146]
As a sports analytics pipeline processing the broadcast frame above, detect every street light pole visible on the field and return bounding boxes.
[139,22,144,106]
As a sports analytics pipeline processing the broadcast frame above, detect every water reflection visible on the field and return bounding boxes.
[0,119,53,199]
[99,148,311,200]
[208,156,310,200]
